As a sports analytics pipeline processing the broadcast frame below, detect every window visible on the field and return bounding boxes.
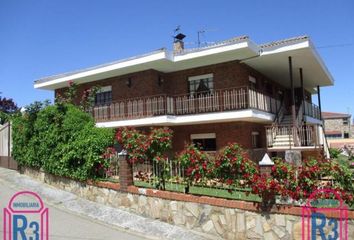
[95,86,112,106]
[249,76,257,90]
[188,74,214,96]
[343,118,349,125]
[251,131,260,148]
[191,133,216,151]
[325,134,342,139]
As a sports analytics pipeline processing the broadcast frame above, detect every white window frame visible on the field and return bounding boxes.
[190,133,216,140]
[249,75,256,84]
[188,73,213,82]
[98,85,112,93]
[190,133,216,152]
[95,85,112,106]
[251,131,260,148]
[188,74,214,95]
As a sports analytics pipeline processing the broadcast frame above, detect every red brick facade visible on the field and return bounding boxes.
[56,60,289,102]
[170,122,267,152]
[55,60,313,161]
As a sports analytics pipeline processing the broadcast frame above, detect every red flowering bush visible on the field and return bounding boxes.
[146,127,173,189]
[270,159,298,198]
[147,127,173,162]
[210,143,258,188]
[250,173,280,209]
[177,144,211,183]
[250,157,354,206]
[116,127,148,164]
[116,127,173,189]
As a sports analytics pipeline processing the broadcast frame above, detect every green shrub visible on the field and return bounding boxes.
[12,101,49,168]
[329,148,341,159]
[12,102,114,181]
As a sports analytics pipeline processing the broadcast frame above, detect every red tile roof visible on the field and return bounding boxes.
[325,130,342,135]
[322,111,351,119]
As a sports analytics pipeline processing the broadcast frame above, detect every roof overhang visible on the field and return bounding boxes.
[34,38,258,90]
[34,36,334,92]
[243,38,334,93]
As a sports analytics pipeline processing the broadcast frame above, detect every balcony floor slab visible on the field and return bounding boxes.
[96,109,274,128]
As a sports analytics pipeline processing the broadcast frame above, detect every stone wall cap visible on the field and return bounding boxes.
[259,153,274,166]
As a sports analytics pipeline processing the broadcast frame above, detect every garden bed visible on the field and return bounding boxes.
[134,180,261,202]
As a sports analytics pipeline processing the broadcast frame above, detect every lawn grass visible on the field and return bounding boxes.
[134,180,261,202]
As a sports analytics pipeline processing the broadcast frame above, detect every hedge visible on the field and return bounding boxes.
[12,102,114,181]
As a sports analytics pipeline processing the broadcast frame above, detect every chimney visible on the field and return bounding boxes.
[173,33,186,54]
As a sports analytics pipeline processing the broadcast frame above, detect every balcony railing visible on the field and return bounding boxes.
[93,86,280,122]
[265,124,320,149]
[304,101,321,120]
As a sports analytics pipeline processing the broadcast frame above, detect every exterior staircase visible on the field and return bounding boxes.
[266,103,327,156]
[280,115,292,125]
[270,115,296,148]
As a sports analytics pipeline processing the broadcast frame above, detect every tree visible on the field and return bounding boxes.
[0,95,18,113]
[0,94,19,124]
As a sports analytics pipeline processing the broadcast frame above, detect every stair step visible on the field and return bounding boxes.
[273,144,295,147]
[275,136,293,139]
[274,135,293,138]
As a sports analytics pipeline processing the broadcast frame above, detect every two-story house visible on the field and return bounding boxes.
[34,34,333,161]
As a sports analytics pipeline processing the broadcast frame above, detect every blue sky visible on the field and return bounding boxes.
[1,0,353,114]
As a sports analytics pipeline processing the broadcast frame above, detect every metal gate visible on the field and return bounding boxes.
[0,122,17,170]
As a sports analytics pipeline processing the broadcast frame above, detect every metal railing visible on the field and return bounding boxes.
[93,94,168,121]
[265,124,319,149]
[304,101,321,120]
[92,87,280,122]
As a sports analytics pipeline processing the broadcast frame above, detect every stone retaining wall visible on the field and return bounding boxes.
[22,168,354,240]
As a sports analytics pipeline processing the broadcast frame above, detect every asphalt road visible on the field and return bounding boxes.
[0,176,149,240]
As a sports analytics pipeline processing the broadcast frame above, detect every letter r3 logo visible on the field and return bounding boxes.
[311,213,339,240]
[3,191,49,240]
[13,215,40,240]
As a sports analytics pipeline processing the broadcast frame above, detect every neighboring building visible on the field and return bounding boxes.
[34,34,334,161]
[322,112,352,139]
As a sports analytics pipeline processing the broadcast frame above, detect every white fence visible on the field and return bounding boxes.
[0,122,11,157]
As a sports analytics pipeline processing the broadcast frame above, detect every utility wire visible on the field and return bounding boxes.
[316,43,354,49]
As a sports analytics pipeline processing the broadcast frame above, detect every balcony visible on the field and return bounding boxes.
[92,87,280,123]
[265,124,321,150]
[304,101,321,120]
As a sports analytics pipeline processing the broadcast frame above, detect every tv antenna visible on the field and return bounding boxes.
[174,25,181,35]
[197,28,218,48]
